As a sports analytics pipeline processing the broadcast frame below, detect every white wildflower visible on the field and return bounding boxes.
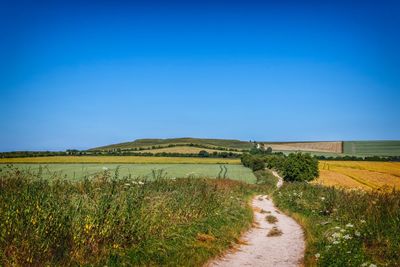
[138,181,144,185]
[346,223,354,228]
[335,226,341,229]
[355,231,361,237]
[320,197,325,201]
[369,264,377,267]
[332,232,342,238]
[333,241,340,244]
[315,253,320,259]
[343,234,352,240]
[340,229,346,233]
[360,219,366,224]
[102,167,108,170]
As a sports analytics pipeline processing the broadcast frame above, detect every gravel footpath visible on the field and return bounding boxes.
[207,171,304,267]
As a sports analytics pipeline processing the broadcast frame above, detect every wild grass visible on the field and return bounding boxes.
[0,166,256,266]
[0,156,241,164]
[267,227,282,237]
[265,215,278,224]
[273,183,400,266]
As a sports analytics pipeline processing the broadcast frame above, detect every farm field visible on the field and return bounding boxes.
[316,160,400,190]
[343,141,400,156]
[262,141,343,153]
[0,156,240,164]
[0,163,256,183]
[137,146,241,154]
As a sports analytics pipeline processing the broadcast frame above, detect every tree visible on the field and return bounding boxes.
[198,150,209,157]
[282,153,319,182]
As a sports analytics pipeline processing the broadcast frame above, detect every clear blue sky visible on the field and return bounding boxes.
[1,0,399,151]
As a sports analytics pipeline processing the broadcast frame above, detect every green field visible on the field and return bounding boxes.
[0,163,256,183]
[343,141,400,156]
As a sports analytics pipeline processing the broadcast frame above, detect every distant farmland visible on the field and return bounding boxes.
[316,160,400,190]
[0,156,240,164]
[0,163,256,183]
[261,141,343,153]
[343,141,400,156]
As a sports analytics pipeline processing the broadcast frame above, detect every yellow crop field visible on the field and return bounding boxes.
[0,156,241,164]
[316,161,400,190]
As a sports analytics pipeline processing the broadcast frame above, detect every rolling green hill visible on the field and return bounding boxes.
[91,138,400,157]
[91,137,254,151]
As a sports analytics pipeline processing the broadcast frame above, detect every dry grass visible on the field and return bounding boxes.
[0,156,241,164]
[265,215,278,224]
[316,161,400,190]
[267,227,283,237]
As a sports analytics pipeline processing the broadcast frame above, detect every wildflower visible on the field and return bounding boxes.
[334,226,341,229]
[355,231,361,237]
[369,264,377,267]
[333,241,340,244]
[360,219,366,224]
[340,229,346,233]
[345,223,354,228]
[361,263,369,267]
[138,181,144,185]
[320,197,325,201]
[343,234,352,240]
[315,253,320,259]
[332,232,342,238]
[102,167,108,170]
[124,183,130,187]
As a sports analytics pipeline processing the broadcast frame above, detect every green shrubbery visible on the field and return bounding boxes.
[0,166,255,266]
[242,152,319,182]
[241,154,265,171]
[281,153,319,182]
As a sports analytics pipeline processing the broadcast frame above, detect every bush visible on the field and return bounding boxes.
[282,153,319,182]
[240,154,265,171]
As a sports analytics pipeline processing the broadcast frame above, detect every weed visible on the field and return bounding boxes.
[265,215,278,224]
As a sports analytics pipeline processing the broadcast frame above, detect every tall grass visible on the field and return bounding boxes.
[274,183,400,266]
[0,166,255,266]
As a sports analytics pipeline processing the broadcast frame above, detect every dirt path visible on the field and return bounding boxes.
[272,170,284,188]
[208,172,304,267]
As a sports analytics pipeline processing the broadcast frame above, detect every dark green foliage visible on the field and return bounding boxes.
[281,153,319,182]
[198,150,209,157]
[241,154,265,171]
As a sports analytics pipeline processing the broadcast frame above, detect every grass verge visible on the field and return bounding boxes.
[0,166,255,266]
[273,183,400,266]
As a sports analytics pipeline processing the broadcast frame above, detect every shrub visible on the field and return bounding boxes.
[282,153,319,182]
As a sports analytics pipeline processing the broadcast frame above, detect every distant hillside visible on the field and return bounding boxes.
[91,138,253,151]
[91,138,400,157]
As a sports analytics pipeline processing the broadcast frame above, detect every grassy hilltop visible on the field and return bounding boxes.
[91,137,253,151]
